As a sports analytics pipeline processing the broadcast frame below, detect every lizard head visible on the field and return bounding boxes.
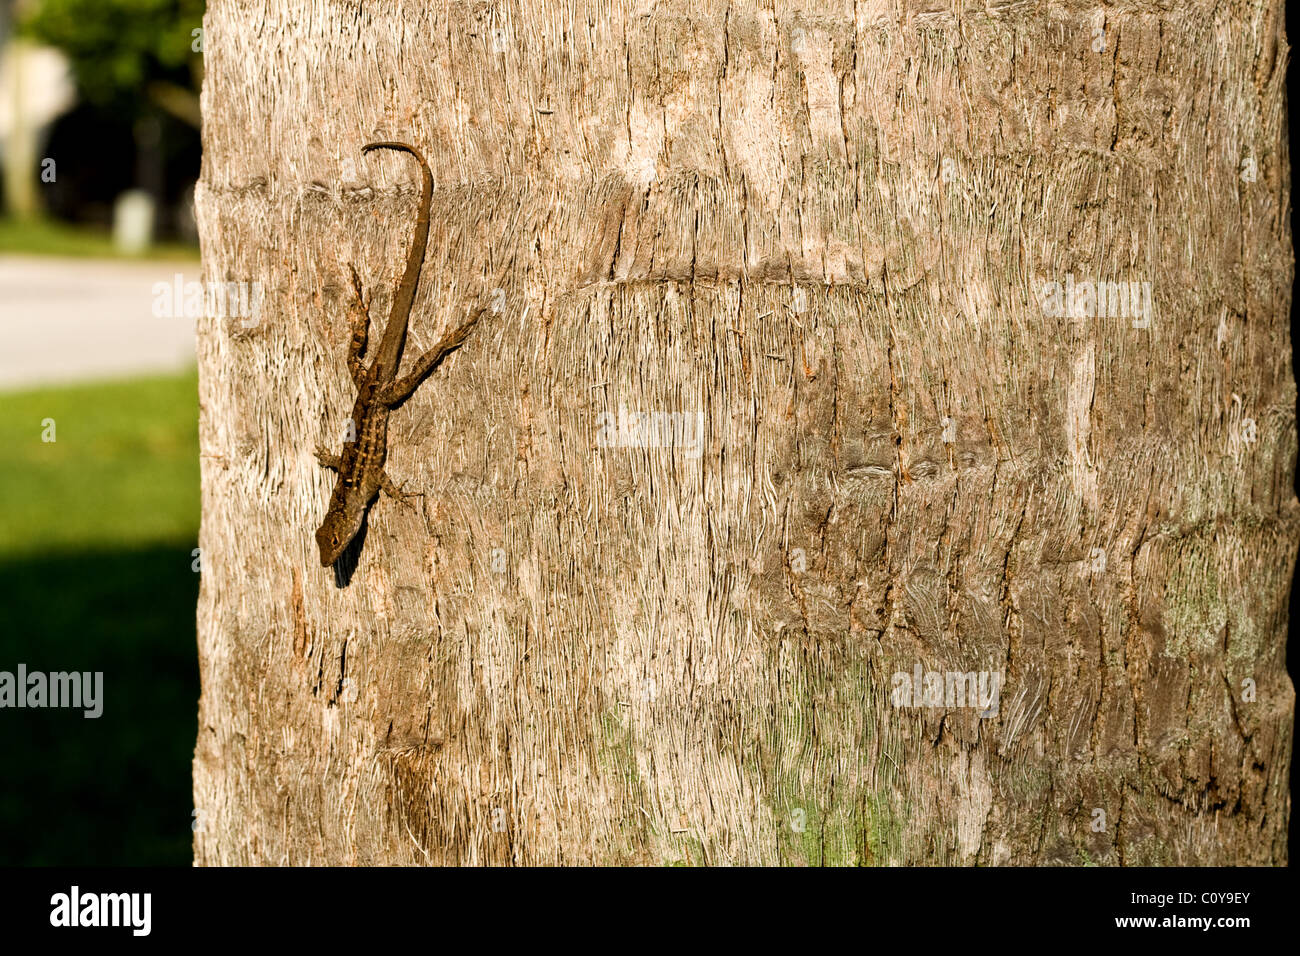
[315,505,366,567]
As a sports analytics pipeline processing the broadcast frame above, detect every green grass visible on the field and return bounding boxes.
[0,371,200,865]
[0,373,201,555]
[0,217,199,261]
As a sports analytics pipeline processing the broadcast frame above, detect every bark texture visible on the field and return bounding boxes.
[194,0,1295,865]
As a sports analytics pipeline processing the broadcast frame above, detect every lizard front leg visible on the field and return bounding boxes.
[378,308,485,406]
[346,264,372,387]
[380,471,423,511]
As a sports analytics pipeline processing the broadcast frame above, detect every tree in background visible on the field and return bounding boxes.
[6,0,204,227]
[22,0,203,125]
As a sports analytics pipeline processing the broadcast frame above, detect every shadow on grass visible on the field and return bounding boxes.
[0,543,198,866]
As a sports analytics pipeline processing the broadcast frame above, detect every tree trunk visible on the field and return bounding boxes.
[193,0,1294,865]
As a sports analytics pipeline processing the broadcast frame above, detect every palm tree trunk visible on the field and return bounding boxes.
[193,0,1294,865]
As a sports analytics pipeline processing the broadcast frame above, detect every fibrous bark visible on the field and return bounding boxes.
[194,0,1294,865]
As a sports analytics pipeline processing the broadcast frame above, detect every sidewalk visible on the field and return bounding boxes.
[0,255,198,390]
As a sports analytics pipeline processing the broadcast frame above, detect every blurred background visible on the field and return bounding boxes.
[0,0,204,865]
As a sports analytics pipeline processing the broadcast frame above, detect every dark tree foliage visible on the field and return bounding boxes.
[21,0,205,119]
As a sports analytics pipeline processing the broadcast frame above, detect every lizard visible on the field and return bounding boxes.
[314,141,485,568]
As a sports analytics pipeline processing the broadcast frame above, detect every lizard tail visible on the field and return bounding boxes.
[361,141,432,208]
[361,141,434,323]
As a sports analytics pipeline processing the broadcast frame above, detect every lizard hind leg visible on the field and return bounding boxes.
[314,446,342,471]
[379,308,485,406]
[346,264,372,386]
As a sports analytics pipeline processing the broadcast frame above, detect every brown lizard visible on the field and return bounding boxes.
[314,141,485,568]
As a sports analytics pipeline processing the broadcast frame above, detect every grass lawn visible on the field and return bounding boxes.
[0,217,199,261]
[0,371,200,865]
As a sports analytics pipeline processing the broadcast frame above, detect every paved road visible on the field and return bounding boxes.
[0,255,198,390]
